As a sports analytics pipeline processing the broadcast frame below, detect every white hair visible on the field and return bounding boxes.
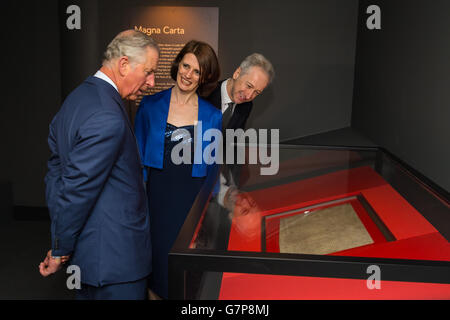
[239,53,275,84]
[103,30,159,67]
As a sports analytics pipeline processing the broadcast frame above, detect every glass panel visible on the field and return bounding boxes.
[190,147,378,251]
[188,146,450,262]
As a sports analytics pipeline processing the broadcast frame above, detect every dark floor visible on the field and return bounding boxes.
[0,220,75,300]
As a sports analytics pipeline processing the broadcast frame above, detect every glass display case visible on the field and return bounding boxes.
[169,145,450,299]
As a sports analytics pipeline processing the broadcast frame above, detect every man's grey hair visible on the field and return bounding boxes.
[239,53,275,84]
[103,30,159,67]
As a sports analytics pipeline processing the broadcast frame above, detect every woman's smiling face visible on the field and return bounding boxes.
[176,53,201,93]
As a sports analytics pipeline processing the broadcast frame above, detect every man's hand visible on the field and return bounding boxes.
[225,188,261,238]
[39,250,69,277]
[234,191,259,217]
[224,187,259,216]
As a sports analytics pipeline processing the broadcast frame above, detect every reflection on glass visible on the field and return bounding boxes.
[172,146,450,300]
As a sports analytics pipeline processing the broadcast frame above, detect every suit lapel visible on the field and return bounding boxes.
[107,88,142,157]
[230,101,252,130]
[110,88,137,140]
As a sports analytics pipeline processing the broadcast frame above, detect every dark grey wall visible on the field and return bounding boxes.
[2,1,61,208]
[352,0,450,192]
[59,0,100,100]
[2,0,359,207]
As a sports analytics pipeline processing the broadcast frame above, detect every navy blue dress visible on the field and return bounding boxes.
[146,123,205,299]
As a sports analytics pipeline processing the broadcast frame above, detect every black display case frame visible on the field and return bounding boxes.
[168,145,450,300]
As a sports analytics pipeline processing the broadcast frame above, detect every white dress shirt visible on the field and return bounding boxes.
[221,79,235,114]
[94,70,119,93]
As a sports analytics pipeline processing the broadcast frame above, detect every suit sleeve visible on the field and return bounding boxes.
[134,101,149,181]
[45,118,62,222]
[50,111,126,256]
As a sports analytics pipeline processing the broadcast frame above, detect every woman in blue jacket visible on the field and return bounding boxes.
[134,40,221,299]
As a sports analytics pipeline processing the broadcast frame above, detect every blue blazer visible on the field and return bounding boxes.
[45,76,151,287]
[134,87,222,180]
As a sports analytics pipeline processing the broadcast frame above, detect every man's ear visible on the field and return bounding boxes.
[232,67,241,80]
[117,56,130,77]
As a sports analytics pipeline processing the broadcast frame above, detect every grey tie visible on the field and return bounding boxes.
[222,103,234,130]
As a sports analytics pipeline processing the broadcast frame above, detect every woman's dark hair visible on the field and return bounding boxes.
[170,40,220,97]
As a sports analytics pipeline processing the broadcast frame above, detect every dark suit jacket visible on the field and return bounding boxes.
[206,80,253,130]
[45,76,151,287]
[206,80,254,186]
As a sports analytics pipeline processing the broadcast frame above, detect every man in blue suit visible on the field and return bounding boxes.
[38,30,159,300]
